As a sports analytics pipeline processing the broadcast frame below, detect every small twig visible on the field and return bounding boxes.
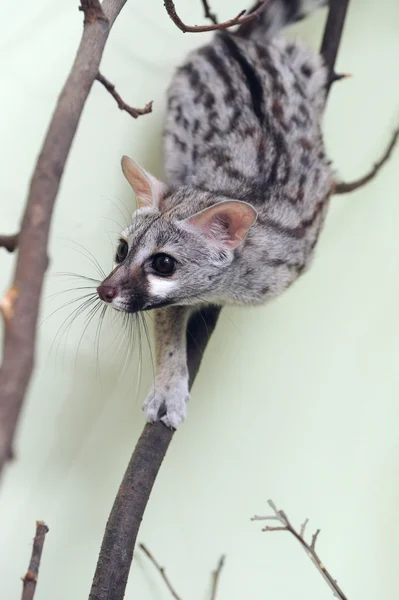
[300,518,309,538]
[79,0,109,25]
[164,0,268,33]
[96,73,153,119]
[335,127,399,194]
[0,233,19,253]
[210,555,225,600]
[139,543,183,600]
[321,0,350,95]
[201,0,218,24]
[21,521,49,600]
[252,500,348,600]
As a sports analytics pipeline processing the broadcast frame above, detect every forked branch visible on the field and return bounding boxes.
[163,0,268,33]
[21,521,49,600]
[140,544,183,600]
[201,0,218,25]
[252,500,348,600]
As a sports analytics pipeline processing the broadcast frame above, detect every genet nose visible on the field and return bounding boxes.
[97,284,117,303]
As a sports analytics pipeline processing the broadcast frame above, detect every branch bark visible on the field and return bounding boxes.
[88,4,349,600]
[21,521,49,600]
[163,0,268,33]
[252,500,348,600]
[0,0,154,479]
[0,234,19,253]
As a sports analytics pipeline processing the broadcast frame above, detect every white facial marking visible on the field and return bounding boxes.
[148,275,177,299]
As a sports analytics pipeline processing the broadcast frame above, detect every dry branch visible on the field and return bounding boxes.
[335,127,399,194]
[96,73,153,118]
[163,0,268,33]
[88,3,349,600]
[252,500,348,600]
[201,0,218,24]
[21,521,49,600]
[210,555,225,600]
[0,0,153,479]
[0,234,19,253]
[140,543,183,600]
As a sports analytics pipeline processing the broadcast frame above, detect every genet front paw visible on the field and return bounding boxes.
[142,381,189,429]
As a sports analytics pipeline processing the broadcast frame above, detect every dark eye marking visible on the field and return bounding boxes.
[115,239,128,263]
[151,253,176,277]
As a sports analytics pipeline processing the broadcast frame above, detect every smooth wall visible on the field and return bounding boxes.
[1,1,398,599]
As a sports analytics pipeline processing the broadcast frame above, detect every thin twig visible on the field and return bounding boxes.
[334,127,399,194]
[252,500,348,600]
[96,73,153,118]
[139,543,183,600]
[21,521,49,600]
[321,0,350,95]
[0,234,19,253]
[88,3,349,599]
[201,0,218,24]
[163,0,268,33]
[0,0,131,479]
[210,555,225,600]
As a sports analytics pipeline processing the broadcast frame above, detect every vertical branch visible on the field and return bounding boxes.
[0,0,132,479]
[21,521,49,600]
[321,0,350,96]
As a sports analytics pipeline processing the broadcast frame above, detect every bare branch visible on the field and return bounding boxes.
[252,500,348,600]
[164,0,268,34]
[300,518,309,538]
[96,73,153,118]
[0,0,131,479]
[21,521,49,600]
[0,234,19,253]
[320,0,350,96]
[334,127,399,194]
[210,555,225,600]
[201,0,218,25]
[139,544,183,600]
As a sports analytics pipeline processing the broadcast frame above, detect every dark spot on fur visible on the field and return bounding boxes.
[299,137,313,150]
[300,64,312,78]
[261,286,270,295]
[169,351,174,357]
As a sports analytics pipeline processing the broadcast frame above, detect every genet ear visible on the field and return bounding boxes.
[121,155,167,209]
[184,200,257,250]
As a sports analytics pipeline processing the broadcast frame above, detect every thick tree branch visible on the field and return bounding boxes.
[140,543,183,600]
[88,4,349,600]
[0,0,144,479]
[252,500,348,600]
[334,127,399,194]
[0,234,19,253]
[163,0,268,34]
[21,521,49,600]
[96,73,153,118]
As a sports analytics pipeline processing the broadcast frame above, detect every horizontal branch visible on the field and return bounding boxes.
[163,0,268,33]
[0,233,19,253]
[21,521,49,600]
[96,73,153,118]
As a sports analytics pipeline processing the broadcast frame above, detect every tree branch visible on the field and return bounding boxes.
[0,234,19,253]
[0,0,138,479]
[88,3,350,599]
[139,543,183,600]
[163,0,268,34]
[96,73,153,118]
[334,127,399,194]
[252,500,348,600]
[201,0,218,25]
[21,521,49,600]
[321,0,350,95]
[210,555,225,600]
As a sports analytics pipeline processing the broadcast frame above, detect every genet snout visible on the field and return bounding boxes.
[97,284,117,303]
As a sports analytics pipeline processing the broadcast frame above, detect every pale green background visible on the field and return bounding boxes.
[1,1,399,598]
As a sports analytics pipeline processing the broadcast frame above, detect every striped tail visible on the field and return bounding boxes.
[238,0,328,41]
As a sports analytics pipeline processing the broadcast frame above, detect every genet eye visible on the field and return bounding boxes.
[115,239,128,263]
[151,253,176,276]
